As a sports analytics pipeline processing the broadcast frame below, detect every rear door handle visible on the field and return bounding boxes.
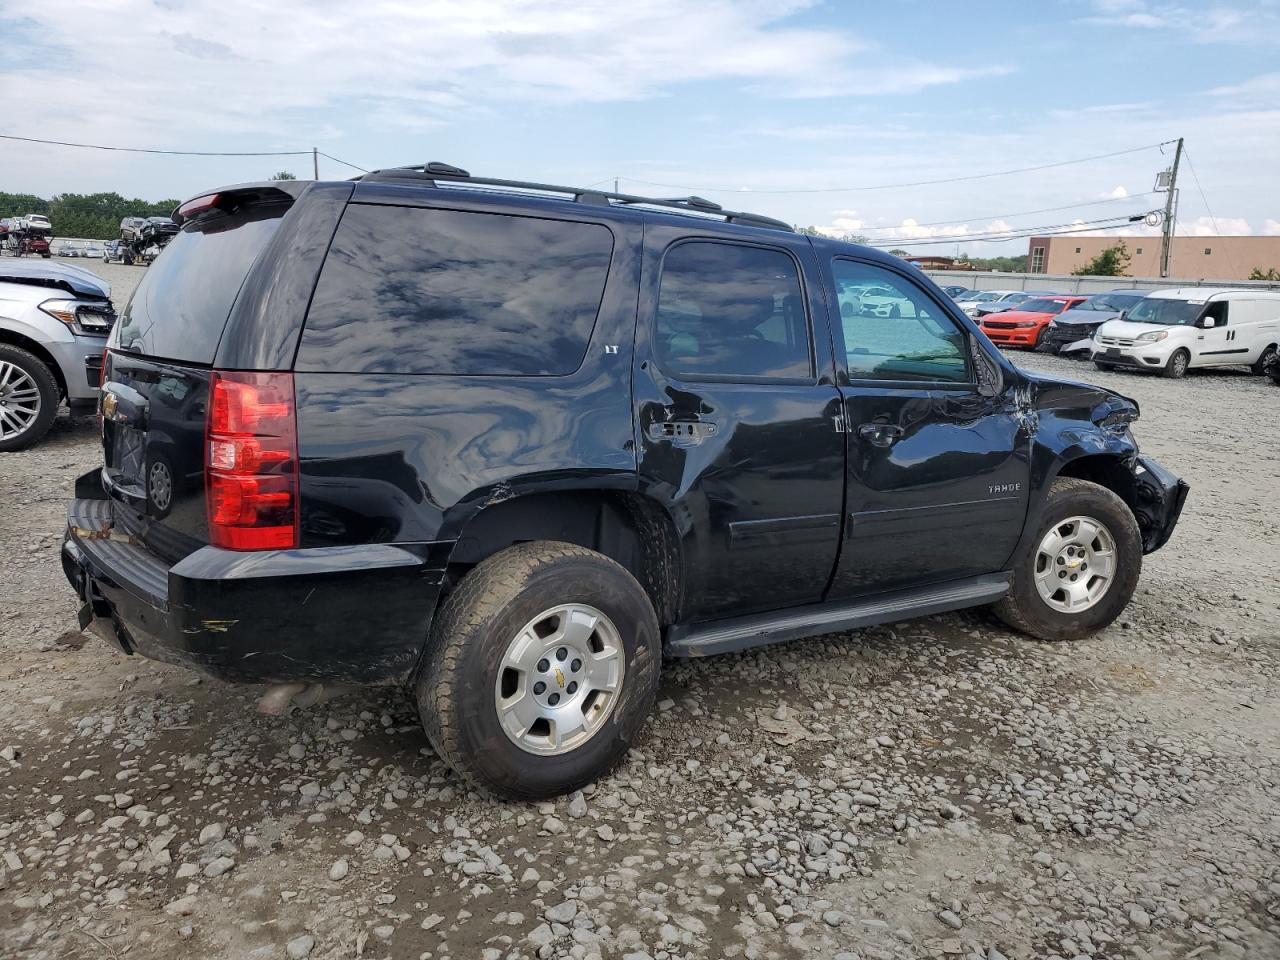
[857,423,904,447]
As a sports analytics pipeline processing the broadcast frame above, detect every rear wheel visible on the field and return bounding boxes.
[993,478,1141,641]
[1163,348,1190,379]
[416,541,660,800]
[1251,344,1277,376]
[0,346,59,452]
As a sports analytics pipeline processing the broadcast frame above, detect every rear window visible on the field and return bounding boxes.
[111,202,288,364]
[654,240,811,381]
[296,205,614,376]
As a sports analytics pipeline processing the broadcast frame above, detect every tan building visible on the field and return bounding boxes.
[1027,235,1280,281]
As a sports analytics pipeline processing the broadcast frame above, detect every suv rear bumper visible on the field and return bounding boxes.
[62,495,452,684]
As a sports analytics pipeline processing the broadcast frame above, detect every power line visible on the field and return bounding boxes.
[863,212,1160,249]
[1180,147,1239,277]
[0,133,312,157]
[618,141,1177,195]
[855,192,1160,232]
[317,151,369,173]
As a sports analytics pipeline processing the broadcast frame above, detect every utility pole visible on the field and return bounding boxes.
[1159,137,1183,278]
[614,177,619,194]
[313,147,320,180]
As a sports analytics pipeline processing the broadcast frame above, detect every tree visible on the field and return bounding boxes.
[1249,267,1280,281]
[1073,242,1131,277]
[888,248,910,257]
[270,171,298,181]
[0,191,179,239]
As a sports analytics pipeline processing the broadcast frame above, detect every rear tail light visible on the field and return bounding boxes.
[206,371,299,551]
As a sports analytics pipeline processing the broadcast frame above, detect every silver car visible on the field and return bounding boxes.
[0,261,115,450]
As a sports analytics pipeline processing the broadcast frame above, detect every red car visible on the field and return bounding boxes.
[979,295,1087,349]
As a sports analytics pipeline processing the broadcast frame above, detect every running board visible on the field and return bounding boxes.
[664,573,1011,658]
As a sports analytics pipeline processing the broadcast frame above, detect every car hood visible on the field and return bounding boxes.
[1054,307,1120,326]
[1097,318,1178,338]
[984,309,1054,323]
[0,260,111,299]
[1019,368,1140,421]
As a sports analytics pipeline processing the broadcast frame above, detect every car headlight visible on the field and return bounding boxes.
[39,298,115,335]
[1015,320,1039,328]
[1136,330,1168,342]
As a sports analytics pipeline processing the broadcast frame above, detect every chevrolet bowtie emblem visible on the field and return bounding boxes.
[554,668,566,689]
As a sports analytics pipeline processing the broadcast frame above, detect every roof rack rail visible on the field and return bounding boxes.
[357,162,793,232]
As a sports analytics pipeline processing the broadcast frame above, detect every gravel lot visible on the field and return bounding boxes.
[2,266,1278,960]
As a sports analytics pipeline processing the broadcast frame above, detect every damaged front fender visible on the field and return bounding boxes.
[1129,455,1189,554]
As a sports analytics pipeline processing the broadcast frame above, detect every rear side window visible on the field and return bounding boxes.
[655,241,811,380]
[113,203,287,363]
[298,206,613,376]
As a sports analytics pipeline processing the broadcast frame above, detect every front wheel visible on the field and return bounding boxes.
[1163,348,1190,379]
[992,478,1141,641]
[1251,344,1277,376]
[0,345,59,451]
[416,541,660,800]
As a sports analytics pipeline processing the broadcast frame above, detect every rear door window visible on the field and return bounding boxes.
[297,205,614,376]
[112,202,289,364]
[654,240,812,381]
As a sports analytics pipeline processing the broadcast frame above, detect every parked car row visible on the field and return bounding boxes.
[959,283,1280,381]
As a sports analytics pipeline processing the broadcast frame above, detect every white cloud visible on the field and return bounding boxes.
[1176,216,1253,236]
[0,0,1001,155]
[816,216,1020,243]
[1103,185,1130,199]
[1264,219,1280,236]
[1081,2,1279,42]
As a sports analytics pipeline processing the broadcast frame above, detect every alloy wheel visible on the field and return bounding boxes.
[1033,515,1117,614]
[494,603,625,756]
[0,361,42,441]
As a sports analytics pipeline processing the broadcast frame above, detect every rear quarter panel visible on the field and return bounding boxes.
[292,195,644,548]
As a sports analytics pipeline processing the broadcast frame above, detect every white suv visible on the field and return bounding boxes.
[1092,288,1280,379]
[0,261,115,450]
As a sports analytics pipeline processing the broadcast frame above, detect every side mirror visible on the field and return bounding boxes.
[1116,310,1128,321]
[1198,315,1219,329]
[969,337,1004,398]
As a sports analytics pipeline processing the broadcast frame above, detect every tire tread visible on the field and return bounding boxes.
[419,541,648,797]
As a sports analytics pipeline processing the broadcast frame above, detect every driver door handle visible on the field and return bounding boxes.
[857,423,904,447]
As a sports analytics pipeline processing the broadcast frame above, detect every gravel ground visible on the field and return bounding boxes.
[1,275,1278,960]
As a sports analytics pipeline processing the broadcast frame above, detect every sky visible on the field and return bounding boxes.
[2,0,1279,256]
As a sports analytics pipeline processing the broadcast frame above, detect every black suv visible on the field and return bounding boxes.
[63,165,1188,799]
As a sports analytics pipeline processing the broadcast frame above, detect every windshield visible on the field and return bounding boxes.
[1077,293,1144,312]
[1126,297,1203,326]
[1019,298,1072,314]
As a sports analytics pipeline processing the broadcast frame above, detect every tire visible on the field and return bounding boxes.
[1251,344,1277,376]
[1163,348,1190,379]
[146,452,175,519]
[992,478,1142,642]
[416,541,660,800]
[0,345,59,452]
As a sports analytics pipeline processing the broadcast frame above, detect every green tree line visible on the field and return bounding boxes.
[0,192,180,240]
